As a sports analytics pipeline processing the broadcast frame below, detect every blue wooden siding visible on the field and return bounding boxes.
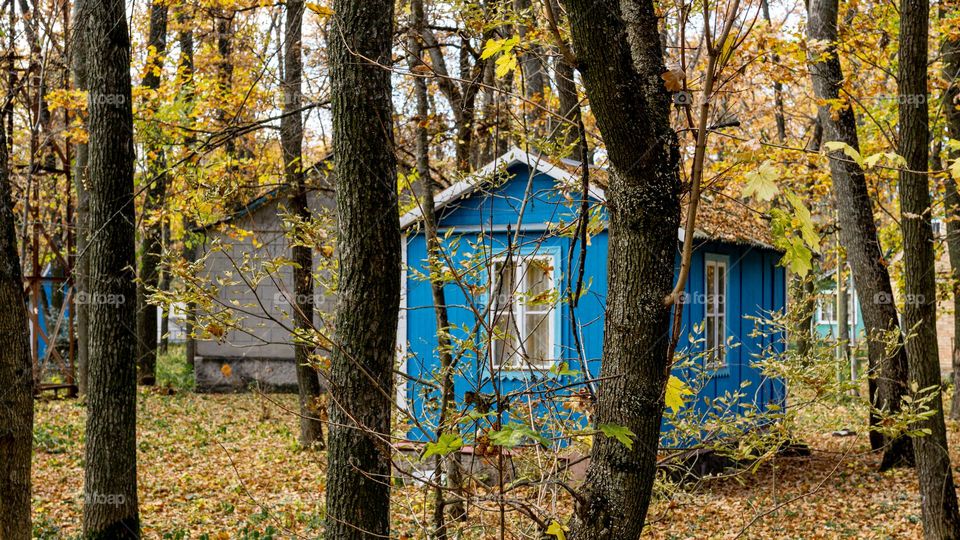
[403,162,786,443]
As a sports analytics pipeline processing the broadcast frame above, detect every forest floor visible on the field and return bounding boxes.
[31,352,956,539]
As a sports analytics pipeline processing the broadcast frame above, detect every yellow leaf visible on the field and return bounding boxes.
[220,363,233,378]
[546,520,567,540]
[306,2,334,17]
[495,53,518,79]
[742,160,780,202]
[665,375,693,413]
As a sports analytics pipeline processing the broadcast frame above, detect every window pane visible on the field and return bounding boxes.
[706,263,716,314]
[716,263,726,313]
[706,315,716,351]
[524,312,550,365]
[492,259,518,367]
[524,258,552,309]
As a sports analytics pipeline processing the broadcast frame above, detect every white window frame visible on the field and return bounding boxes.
[488,253,558,371]
[817,298,837,325]
[704,255,728,369]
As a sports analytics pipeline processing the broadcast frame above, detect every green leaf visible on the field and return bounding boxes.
[488,423,549,449]
[549,361,580,377]
[781,236,813,277]
[422,433,463,460]
[598,423,637,450]
[824,141,864,167]
[785,192,820,252]
[742,160,780,202]
[665,375,694,413]
[863,152,906,169]
[546,521,568,540]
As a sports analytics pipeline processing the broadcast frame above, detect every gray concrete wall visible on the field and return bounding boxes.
[193,189,336,391]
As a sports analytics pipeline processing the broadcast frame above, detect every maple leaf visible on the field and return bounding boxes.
[742,160,780,202]
[662,69,686,92]
[665,375,694,413]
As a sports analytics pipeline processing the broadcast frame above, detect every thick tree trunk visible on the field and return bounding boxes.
[898,0,960,535]
[282,0,324,449]
[941,4,960,421]
[0,105,33,540]
[72,0,90,395]
[82,0,140,534]
[408,0,465,533]
[806,0,913,468]
[561,0,681,537]
[325,0,399,537]
[136,0,168,386]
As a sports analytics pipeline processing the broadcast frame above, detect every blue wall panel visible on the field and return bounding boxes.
[403,162,786,445]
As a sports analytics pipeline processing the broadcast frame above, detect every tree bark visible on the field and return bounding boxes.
[941,3,960,421]
[421,26,485,171]
[136,0,168,386]
[325,0,399,537]
[82,0,140,534]
[282,0,324,449]
[514,0,546,132]
[408,0,465,533]
[560,0,681,537]
[806,0,913,468]
[72,0,90,395]
[898,0,960,535]
[0,98,34,540]
[177,11,197,368]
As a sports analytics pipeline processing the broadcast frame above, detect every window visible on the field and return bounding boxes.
[705,257,728,368]
[818,287,857,330]
[932,218,944,237]
[818,298,836,324]
[490,254,556,370]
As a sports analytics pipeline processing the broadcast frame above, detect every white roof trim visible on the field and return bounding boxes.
[399,147,606,230]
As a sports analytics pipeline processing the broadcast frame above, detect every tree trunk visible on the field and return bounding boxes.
[898,0,960,535]
[0,100,34,540]
[325,0,399,537]
[561,0,681,537]
[408,0,465,533]
[177,12,197,368]
[806,0,913,468]
[514,0,546,132]
[282,0,324,449]
[941,3,960,421]
[82,0,140,534]
[72,0,90,395]
[136,0,168,386]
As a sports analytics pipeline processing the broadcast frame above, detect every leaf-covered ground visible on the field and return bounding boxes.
[32,378,959,538]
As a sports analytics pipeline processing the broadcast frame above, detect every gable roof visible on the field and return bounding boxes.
[399,147,606,229]
[400,147,775,249]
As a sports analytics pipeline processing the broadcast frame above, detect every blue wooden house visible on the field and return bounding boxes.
[398,148,787,444]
